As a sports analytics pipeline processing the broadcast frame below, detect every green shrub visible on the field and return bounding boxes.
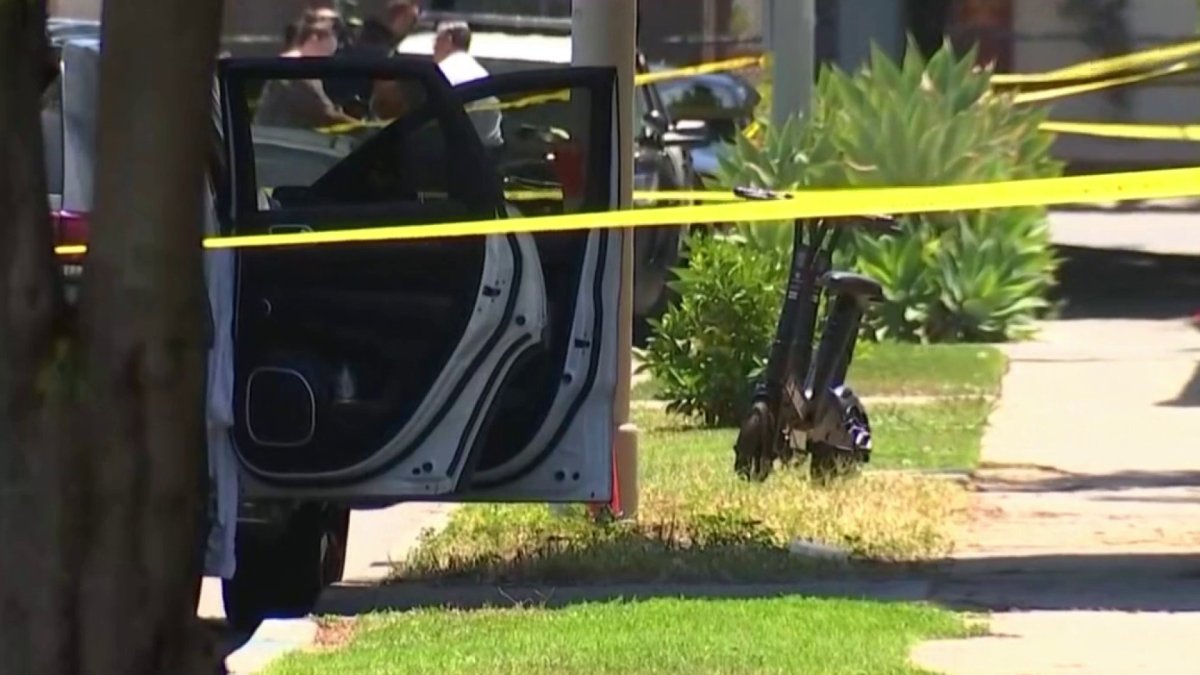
[711,37,1060,342]
[640,233,785,427]
[640,229,877,427]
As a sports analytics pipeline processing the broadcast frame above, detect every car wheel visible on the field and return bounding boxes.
[222,504,348,633]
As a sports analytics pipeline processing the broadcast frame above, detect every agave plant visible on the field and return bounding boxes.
[709,111,842,257]
[703,34,1060,344]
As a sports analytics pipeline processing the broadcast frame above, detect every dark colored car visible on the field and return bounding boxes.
[648,64,762,181]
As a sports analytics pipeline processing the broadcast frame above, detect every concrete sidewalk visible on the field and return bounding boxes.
[911,317,1200,675]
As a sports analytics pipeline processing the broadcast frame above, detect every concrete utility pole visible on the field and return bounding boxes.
[571,0,639,519]
[765,0,816,126]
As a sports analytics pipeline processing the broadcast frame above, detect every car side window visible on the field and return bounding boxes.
[239,73,455,212]
[455,81,601,217]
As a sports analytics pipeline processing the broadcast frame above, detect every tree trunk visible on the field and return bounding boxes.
[0,0,226,672]
[0,2,79,673]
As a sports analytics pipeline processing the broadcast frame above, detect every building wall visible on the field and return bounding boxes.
[952,0,1200,167]
[1033,0,1200,167]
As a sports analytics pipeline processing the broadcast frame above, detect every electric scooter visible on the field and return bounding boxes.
[731,186,896,483]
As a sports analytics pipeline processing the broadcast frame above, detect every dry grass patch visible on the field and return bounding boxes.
[394,410,970,584]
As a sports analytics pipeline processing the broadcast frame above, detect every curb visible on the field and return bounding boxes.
[225,618,319,674]
[318,578,934,615]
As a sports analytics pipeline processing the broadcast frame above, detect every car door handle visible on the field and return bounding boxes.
[269,224,313,235]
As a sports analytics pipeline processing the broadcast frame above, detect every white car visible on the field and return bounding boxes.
[46,23,627,631]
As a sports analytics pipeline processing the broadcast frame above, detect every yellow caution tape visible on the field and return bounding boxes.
[316,43,1200,136]
[1040,120,1200,142]
[52,167,1200,257]
[994,39,1200,85]
[1010,61,1196,104]
[316,39,1200,137]
[506,189,737,202]
[634,56,765,86]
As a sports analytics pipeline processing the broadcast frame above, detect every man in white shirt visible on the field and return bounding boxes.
[433,21,504,148]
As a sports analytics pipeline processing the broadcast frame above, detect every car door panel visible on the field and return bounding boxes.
[464,226,620,503]
[219,59,619,504]
[235,231,544,481]
[217,58,543,499]
[439,68,622,504]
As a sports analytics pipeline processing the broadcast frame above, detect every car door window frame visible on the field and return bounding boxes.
[447,67,619,491]
[218,56,503,231]
[450,66,616,211]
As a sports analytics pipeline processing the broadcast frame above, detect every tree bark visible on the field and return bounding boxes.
[0,0,226,672]
[0,2,78,673]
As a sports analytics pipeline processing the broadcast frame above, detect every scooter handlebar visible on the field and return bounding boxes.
[732,186,793,201]
[731,187,899,234]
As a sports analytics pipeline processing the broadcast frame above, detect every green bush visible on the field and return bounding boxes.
[640,228,877,427]
[640,233,784,427]
[712,38,1060,342]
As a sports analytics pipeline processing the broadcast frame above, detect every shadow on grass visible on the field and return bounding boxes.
[314,550,1200,616]
[308,466,1200,619]
[972,469,1200,494]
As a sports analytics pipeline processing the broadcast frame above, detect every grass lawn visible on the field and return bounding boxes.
[632,343,1007,401]
[847,343,1007,399]
[269,343,1002,673]
[395,404,979,583]
[635,398,993,472]
[266,598,981,675]
[392,343,1003,583]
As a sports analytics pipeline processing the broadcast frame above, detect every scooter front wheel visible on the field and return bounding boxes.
[734,400,776,482]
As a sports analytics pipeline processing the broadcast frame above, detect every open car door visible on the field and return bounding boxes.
[447,69,622,503]
[218,58,620,505]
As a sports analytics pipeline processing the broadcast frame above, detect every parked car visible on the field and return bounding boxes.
[45,25,631,631]
[647,64,762,181]
[394,18,709,341]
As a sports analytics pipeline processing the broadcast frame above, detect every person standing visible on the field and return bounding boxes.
[281,9,328,56]
[361,0,422,57]
[327,0,423,114]
[432,21,503,148]
[255,20,357,129]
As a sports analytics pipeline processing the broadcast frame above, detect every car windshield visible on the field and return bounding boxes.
[654,73,754,118]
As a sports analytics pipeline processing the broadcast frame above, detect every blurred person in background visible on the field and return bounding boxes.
[360,0,422,57]
[432,21,502,148]
[257,19,358,128]
[281,9,330,56]
[328,0,423,115]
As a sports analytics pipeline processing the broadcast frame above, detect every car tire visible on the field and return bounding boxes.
[222,504,350,633]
